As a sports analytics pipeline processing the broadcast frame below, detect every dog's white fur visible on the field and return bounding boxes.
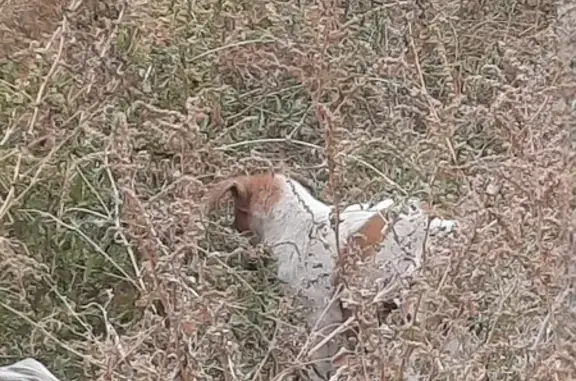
[0,358,61,381]
[206,172,458,379]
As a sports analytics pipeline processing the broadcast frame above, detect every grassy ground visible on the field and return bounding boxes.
[0,0,574,380]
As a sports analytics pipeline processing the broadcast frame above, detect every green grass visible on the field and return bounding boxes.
[0,0,574,380]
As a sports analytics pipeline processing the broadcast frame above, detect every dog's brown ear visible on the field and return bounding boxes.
[205,177,249,213]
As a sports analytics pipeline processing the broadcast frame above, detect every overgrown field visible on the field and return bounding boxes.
[0,0,574,380]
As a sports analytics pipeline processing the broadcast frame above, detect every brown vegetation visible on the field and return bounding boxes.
[0,0,574,380]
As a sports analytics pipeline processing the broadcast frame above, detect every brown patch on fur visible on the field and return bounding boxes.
[338,211,388,273]
[346,213,388,256]
[205,172,282,234]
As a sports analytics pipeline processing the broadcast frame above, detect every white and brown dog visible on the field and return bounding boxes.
[205,171,457,380]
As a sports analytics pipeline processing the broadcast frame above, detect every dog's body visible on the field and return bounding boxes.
[0,358,61,381]
[206,172,457,379]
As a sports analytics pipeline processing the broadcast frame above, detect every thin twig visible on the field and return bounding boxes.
[27,19,67,135]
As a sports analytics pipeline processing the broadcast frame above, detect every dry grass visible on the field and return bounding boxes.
[0,0,574,380]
